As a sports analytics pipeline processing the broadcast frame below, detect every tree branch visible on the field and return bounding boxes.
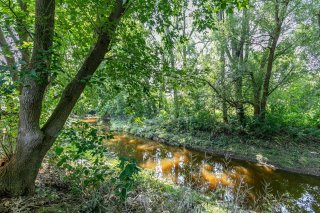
[204,78,236,107]
[268,66,294,96]
[0,0,33,39]
[16,0,31,65]
[42,0,129,138]
[17,0,56,136]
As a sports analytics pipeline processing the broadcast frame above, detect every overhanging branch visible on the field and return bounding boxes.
[42,0,129,138]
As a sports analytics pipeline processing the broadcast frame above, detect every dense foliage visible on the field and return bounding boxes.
[91,0,320,138]
[0,0,319,211]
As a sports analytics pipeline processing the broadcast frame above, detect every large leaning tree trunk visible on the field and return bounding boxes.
[0,0,129,197]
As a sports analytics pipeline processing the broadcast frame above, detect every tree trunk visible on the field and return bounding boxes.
[260,30,280,120]
[222,101,228,123]
[259,0,289,121]
[232,10,248,126]
[0,135,52,196]
[235,78,245,126]
[168,43,179,118]
[221,96,228,124]
[250,40,269,119]
[251,77,261,117]
[173,88,180,118]
[220,45,228,123]
[253,101,261,117]
[158,54,166,111]
[217,11,228,123]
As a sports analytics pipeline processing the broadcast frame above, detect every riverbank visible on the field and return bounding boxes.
[111,119,320,177]
[0,119,234,213]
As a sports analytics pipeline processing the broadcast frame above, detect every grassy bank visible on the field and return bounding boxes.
[111,119,320,177]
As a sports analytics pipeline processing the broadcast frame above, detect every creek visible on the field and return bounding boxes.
[105,133,320,212]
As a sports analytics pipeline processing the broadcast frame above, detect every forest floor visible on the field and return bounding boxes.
[111,119,320,177]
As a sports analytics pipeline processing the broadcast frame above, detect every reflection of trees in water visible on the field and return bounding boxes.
[105,134,320,212]
[102,113,111,131]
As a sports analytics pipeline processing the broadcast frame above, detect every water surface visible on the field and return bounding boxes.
[105,133,320,212]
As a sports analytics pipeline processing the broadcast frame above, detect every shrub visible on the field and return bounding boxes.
[112,157,141,201]
[52,121,110,194]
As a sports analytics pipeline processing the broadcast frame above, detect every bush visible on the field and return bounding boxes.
[52,121,110,194]
[111,157,140,201]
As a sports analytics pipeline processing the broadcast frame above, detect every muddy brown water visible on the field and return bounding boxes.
[105,133,320,212]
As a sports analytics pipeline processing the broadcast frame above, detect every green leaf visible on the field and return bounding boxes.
[55,147,64,155]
